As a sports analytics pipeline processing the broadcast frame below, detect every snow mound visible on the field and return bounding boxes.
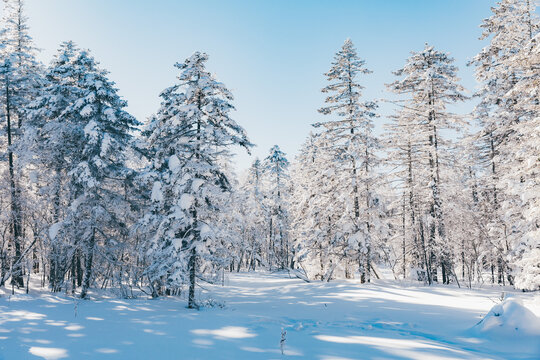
[474,298,540,337]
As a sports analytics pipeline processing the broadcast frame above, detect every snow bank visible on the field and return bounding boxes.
[473,298,540,336]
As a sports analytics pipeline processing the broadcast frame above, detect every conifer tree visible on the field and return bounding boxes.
[29,44,139,298]
[262,145,290,269]
[142,52,251,307]
[470,0,539,286]
[316,39,379,283]
[0,0,42,288]
[387,44,467,284]
[25,41,82,291]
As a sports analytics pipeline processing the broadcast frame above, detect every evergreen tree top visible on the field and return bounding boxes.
[0,0,39,66]
[151,51,252,155]
[389,43,466,105]
[319,39,373,117]
[264,145,289,175]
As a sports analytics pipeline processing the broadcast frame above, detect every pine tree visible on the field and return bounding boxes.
[0,0,42,288]
[28,44,139,298]
[387,44,467,284]
[142,52,252,307]
[470,0,539,286]
[262,145,290,269]
[316,38,379,283]
[237,159,267,271]
[24,41,83,292]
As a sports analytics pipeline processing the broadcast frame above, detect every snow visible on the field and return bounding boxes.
[1,272,539,359]
[83,120,98,139]
[150,181,163,202]
[48,222,62,240]
[199,223,212,238]
[191,178,204,192]
[515,249,540,291]
[100,133,112,157]
[473,298,540,336]
[28,347,68,360]
[179,193,194,210]
[168,155,181,172]
[80,104,93,117]
[103,108,116,121]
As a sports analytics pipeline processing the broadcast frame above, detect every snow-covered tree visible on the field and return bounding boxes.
[290,133,344,280]
[0,0,42,288]
[24,41,82,292]
[503,20,540,290]
[470,0,539,287]
[316,38,380,283]
[28,43,139,298]
[387,44,467,284]
[142,52,252,307]
[262,145,290,269]
[236,159,267,271]
[383,103,430,281]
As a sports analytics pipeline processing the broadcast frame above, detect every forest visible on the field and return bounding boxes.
[0,0,539,308]
[1,1,540,359]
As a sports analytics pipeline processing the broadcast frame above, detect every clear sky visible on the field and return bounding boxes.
[5,0,497,170]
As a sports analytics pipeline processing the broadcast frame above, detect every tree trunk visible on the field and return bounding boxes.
[402,197,407,279]
[80,229,95,299]
[188,247,197,309]
[4,70,24,288]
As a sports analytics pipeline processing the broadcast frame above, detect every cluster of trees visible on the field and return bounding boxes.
[0,0,253,308]
[284,0,539,290]
[0,0,538,308]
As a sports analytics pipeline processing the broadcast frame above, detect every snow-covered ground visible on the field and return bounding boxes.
[0,272,539,360]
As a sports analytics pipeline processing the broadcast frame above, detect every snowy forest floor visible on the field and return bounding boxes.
[0,272,539,360]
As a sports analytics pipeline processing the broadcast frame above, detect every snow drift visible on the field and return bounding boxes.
[473,298,540,336]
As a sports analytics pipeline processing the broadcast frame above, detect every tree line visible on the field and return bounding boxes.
[0,0,538,308]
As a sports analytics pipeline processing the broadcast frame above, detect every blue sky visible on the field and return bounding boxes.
[14,0,495,170]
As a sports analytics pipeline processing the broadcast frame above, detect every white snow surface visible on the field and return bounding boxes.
[474,298,540,336]
[1,272,539,359]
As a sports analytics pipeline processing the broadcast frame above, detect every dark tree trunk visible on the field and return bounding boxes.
[71,254,76,294]
[188,247,197,309]
[4,70,24,288]
[80,229,95,299]
[402,197,407,279]
[76,251,83,287]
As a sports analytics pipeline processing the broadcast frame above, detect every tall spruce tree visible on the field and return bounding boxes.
[31,45,139,298]
[24,41,83,292]
[262,145,290,269]
[387,44,467,284]
[316,39,379,283]
[0,0,41,288]
[470,0,539,286]
[142,52,251,307]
